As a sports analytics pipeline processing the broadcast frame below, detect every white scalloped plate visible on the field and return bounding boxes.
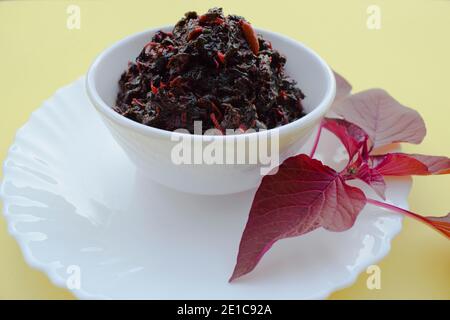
[0,78,411,299]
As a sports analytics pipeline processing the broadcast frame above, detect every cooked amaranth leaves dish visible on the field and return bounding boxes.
[114,8,306,134]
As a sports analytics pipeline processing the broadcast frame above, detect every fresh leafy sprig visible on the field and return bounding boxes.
[230,73,450,282]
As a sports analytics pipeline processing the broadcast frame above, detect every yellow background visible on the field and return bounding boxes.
[0,0,449,299]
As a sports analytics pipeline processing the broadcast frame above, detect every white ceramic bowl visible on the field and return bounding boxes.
[86,26,336,194]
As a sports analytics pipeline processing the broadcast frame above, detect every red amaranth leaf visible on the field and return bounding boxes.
[408,154,450,174]
[371,153,450,176]
[333,71,352,101]
[354,163,386,199]
[230,154,366,281]
[333,89,426,148]
[322,118,368,160]
[367,199,450,239]
[425,214,450,238]
[340,151,386,199]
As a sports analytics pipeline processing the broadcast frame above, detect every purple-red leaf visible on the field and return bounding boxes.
[367,199,450,239]
[425,214,450,239]
[354,163,386,199]
[409,154,450,174]
[233,71,450,282]
[322,118,368,160]
[333,89,426,148]
[341,152,386,199]
[371,153,450,176]
[230,154,367,281]
[333,71,352,101]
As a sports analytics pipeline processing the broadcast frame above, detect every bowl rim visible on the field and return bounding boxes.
[86,25,336,141]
